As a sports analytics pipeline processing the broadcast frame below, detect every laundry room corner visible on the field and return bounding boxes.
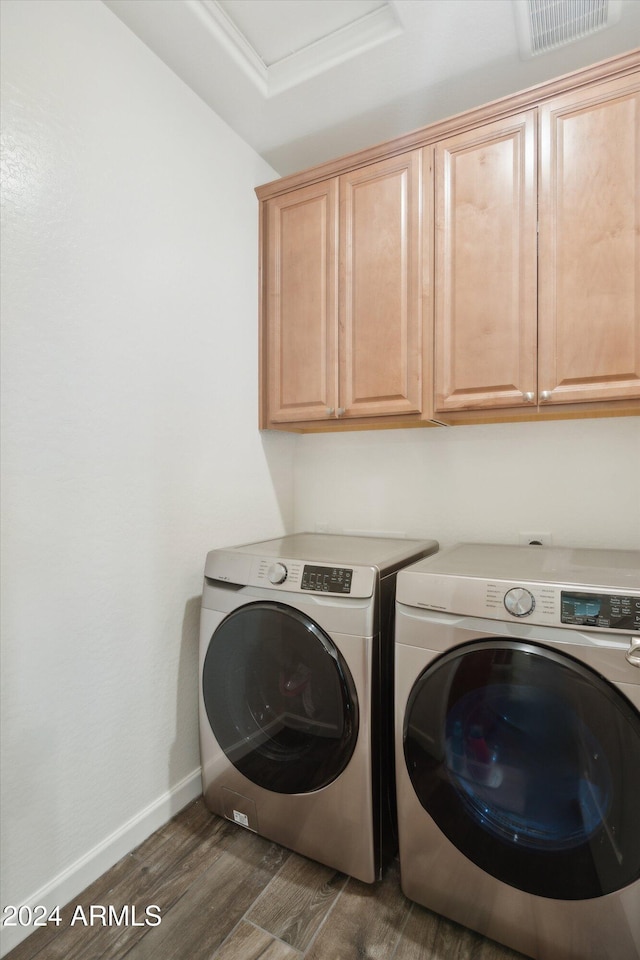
[3,0,640,957]
[0,1,295,954]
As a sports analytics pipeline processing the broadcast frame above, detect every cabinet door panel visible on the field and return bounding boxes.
[264,181,338,423]
[339,151,424,418]
[538,75,640,404]
[435,112,537,412]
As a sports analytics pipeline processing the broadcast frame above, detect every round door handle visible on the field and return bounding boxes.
[626,638,640,667]
[522,392,535,403]
[326,407,335,416]
[540,390,552,402]
[337,407,345,417]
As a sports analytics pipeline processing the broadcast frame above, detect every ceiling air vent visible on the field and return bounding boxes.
[513,0,622,57]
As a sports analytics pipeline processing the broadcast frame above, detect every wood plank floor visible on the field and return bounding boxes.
[6,798,530,960]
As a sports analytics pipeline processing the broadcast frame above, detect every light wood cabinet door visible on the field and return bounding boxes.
[263,180,338,425]
[434,112,538,413]
[339,150,426,419]
[538,74,640,405]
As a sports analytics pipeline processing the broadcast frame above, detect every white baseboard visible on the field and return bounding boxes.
[0,768,202,957]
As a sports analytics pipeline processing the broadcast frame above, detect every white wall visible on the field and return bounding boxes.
[293,417,640,550]
[0,1,294,952]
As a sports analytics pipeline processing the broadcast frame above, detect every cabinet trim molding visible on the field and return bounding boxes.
[256,49,640,202]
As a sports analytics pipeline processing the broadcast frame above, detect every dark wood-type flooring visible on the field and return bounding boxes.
[6,797,529,960]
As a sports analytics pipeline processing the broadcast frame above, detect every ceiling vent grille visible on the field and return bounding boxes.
[514,0,622,57]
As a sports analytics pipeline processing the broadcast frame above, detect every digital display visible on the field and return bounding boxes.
[563,596,601,618]
[561,591,640,631]
[301,565,353,594]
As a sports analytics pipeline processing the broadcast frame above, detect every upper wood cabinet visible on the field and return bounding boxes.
[257,50,640,431]
[435,73,640,420]
[339,151,428,421]
[260,149,435,430]
[434,111,538,414]
[538,73,640,407]
[263,179,338,425]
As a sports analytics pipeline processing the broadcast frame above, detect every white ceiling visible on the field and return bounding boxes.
[103,0,640,176]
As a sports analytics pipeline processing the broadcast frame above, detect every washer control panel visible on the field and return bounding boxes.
[494,582,639,632]
[400,574,640,633]
[561,591,640,632]
[396,544,640,635]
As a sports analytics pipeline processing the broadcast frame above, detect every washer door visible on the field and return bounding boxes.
[203,601,359,794]
[404,640,640,900]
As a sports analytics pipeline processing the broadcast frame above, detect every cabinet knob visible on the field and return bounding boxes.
[522,392,535,403]
[540,390,552,402]
[337,407,346,417]
[326,407,335,416]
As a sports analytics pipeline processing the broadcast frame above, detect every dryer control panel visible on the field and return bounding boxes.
[301,565,353,594]
[204,550,376,597]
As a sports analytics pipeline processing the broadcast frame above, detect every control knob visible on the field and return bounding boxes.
[267,562,288,585]
[504,587,535,617]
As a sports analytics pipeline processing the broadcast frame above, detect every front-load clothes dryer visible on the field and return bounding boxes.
[199,532,438,883]
[395,543,640,960]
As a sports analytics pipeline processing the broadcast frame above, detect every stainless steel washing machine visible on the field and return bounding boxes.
[394,543,640,960]
[199,532,438,883]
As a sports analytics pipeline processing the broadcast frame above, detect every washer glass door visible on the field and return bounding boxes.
[203,601,359,794]
[404,639,640,899]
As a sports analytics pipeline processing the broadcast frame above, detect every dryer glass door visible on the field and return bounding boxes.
[203,601,359,794]
[403,639,640,899]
